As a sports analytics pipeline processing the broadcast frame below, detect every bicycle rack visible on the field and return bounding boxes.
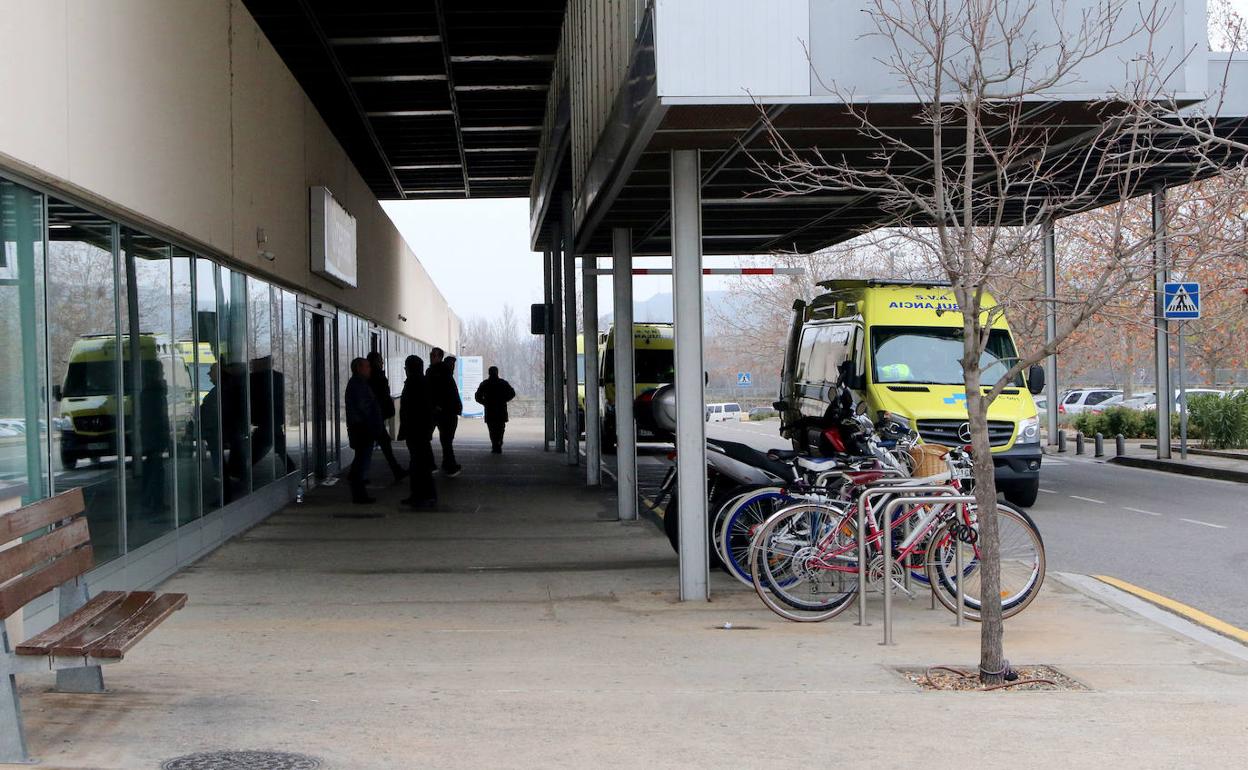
[853,485,975,644]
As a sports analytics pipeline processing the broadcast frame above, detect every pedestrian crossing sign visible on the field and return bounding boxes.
[1163,282,1200,320]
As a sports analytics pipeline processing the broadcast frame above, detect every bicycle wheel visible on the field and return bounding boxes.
[749,502,859,622]
[925,502,1045,621]
[712,487,770,578]
[719,487,787,586]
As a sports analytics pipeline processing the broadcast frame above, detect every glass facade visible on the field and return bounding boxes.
[0,172,432,569]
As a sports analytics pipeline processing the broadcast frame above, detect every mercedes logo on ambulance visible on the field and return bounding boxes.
[957,422,973,443]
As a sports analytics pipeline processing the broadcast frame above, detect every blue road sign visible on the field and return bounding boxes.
[1163,282,1200,320]
[737,372,752,386]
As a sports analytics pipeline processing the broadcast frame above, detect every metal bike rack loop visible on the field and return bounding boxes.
[854,484,965,628]
[877,495,976,645]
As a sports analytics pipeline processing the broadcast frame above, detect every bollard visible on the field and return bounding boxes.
[1116,433,1126,456]
[1075,431,1085,455]
[1094,432,1104,458]
[1057,429,1066,453]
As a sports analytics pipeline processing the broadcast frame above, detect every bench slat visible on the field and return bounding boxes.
[0,547,94,619]
[48,591,156,657]
[15,591,127,656]
[0,489,84,544]
[84,593,187,659]
[0,517,90,587]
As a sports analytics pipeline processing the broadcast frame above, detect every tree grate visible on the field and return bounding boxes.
[161,750,323,769]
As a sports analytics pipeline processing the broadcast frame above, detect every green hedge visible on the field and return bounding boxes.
[1070,394,1248,449]
[1187,392,1248,450]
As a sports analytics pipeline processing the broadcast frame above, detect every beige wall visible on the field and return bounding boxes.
[0,0,458,350]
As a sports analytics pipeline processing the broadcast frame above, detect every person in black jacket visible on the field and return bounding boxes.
[397,355,437,507]
[427,347,463,477]
[367,352,407,482]
[345,357,383,503]
[474,366,517,454]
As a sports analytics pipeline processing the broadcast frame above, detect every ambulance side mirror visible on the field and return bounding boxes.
[1027,364,1045,395]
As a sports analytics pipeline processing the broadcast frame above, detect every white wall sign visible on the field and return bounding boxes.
[458,356,485,418]
[309,186,358,288]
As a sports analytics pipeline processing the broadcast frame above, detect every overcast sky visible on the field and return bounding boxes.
[384,1,1248,323]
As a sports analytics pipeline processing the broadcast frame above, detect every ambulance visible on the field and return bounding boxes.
[578,323,675,452]
[777,280,1045,506]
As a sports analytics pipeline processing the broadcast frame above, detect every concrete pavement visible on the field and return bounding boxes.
[7,419,1248,768]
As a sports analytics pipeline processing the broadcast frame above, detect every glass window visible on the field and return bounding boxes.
[248,277,276,489]
[46,199,123,562]
[281,290,303,478]
[870,326,1022,386]
[194,258,223,515]
[218,267,250,500]
[119,228,176,550]
[171,250,200,525]
[0,180,49,504]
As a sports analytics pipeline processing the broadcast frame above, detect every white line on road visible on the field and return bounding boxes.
[1180,518,1228,530]
[1070,495,1106,504]
[1039,487,1057,494]
[1122,506,1162,517]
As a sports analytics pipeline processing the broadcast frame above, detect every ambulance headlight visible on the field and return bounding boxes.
[1019,416,1040,443]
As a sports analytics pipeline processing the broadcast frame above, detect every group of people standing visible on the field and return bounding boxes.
[343,348,516,508]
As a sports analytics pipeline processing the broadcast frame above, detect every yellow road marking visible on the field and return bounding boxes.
[1094,575,1248,645]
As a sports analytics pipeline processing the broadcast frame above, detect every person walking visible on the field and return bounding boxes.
[367,351,407,482]
[474,366,517,454]
[427,347,463,477]
[345,357,383,504]
[397,355,437,508]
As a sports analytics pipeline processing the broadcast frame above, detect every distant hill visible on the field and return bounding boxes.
[600,291,736,328]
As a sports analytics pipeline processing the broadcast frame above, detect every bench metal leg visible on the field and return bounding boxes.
[53,582,104,694]
[0,632,31,763]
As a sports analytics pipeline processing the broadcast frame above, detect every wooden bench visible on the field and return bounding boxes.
[0,488,187,762]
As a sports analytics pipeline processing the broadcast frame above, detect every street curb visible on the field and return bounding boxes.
[1053,572,1248,663]
[1141,443,1248,461]
[1107,455,1248,483]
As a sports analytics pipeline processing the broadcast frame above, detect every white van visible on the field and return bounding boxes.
[705,402,743,423]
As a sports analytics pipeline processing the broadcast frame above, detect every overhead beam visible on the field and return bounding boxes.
[330,35,441,45]
[296,0,405,199]
[432,0,472,198]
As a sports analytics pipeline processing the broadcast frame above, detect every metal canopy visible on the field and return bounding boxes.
[243,0,564,200]
[578,103,1248,257]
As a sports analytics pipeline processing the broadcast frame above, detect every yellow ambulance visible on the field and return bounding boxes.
[578,323,675,452]
[777,280,1044,506]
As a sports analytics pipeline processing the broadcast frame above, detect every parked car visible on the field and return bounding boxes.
[748,406,777,419]
[1033,395,1047,414]
[1058,389,1122,415]
[705,402,743,422]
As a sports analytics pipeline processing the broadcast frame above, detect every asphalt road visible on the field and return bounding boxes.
[696,419,1248,630]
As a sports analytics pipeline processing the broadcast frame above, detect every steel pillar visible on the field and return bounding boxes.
[542,248,554,451]
[561,192,580,466]
[612,228,638,521]
[670,150,708,601]
[1152,187,1172,459]
[551,228,566,454]
[583,255,601,485]
[1042,219,1059,444]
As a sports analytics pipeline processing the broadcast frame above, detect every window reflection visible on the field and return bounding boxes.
[46,199,122,562]
[218,268,250,500]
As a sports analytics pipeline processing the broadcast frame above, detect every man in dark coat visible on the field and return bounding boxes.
[427,347,463,477]
[345,357,383,503]
[474,366,517,454]
[397,355,437,507]
[367,351,407,481]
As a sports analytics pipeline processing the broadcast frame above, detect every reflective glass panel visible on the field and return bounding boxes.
[195,259,223,514]
[46,199,122,562]
[218,267,250,499]
[0,180,49,504]
[248,277,276,489]
[171,250,200,524]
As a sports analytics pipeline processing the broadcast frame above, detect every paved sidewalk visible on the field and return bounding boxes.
[1046,438,1248,482]
[9,420,1248,768]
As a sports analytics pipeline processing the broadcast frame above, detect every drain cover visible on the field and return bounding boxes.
[161,750,322,769]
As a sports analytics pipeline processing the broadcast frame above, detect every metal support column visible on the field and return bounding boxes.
[1152,187,1172,459]
[583,255,601,484]
[613,228,638,521]
[561,193,579,467]
[542,248,554,451]
[551,229,566,455]
[670,150,708,601]
[1042,219,1059,444]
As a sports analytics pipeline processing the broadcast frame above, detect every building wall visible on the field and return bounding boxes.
[0,0,458,351]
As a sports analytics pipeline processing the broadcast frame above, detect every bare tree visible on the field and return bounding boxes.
[751,0,1246,684]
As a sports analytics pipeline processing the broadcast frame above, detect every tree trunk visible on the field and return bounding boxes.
[963,368,1006,686]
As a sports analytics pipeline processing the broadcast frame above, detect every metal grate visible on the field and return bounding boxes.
[917,419,1014,447]
[161,750,323,770]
